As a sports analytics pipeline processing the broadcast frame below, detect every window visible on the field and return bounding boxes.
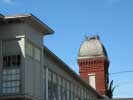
[67,81,70,100]
[52,73,57,99]
[88,74,96,89]
[62,79,66,100]
[2,68,20,94]
[48,70,52,99]
[57,76,61,100]
[1,40,21,94]
[3,55,21,68]
[26,42,33,57]
[2,54,21,94]
[34,47,41,61]
[70,83,74,100]
[26,41,41,61]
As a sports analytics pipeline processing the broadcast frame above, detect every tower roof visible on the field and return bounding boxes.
[78,35,108,60]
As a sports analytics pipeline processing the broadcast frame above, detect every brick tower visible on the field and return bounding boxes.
[77,36,109,96]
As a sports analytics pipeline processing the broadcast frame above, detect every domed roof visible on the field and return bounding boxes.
[78,36,108,59]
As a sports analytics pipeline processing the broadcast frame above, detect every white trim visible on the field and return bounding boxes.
[16,35,25,38]
[88,73,96,76]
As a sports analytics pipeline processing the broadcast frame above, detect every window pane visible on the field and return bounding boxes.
[34,47,41,61]
[67,81,70,90]
[12,69,17,74]
[3,75,6,81]
[12,74,17,80]
[3,55,21,68]
[12,81,16,87]
[12,87,16,93]
[2,68,20,94]
[53,73,56,83]
[63,79,65,87]
[3,56,8,67]
[3,69,7,75]
[48,71,52,81]
[2,88,6,93]
[16,87,20,93]
[7,88,12,93]
[17,55,21,65]
[26,42,33,57]
[7,56,11,67]
[89,75,96,89]
[2,82,6,87]
[12,55,17,66]
[7,75,12,81]
[58,76,61,85]
[7,82,12,87]
[7,69,12,74]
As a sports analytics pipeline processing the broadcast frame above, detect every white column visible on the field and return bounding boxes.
[46,67,48,100]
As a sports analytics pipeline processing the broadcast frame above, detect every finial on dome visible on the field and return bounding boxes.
[96,34,100,40]
[85,33,100,41]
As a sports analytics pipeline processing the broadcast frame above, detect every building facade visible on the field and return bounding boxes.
[0,14,103,100]
[78,36,109,96]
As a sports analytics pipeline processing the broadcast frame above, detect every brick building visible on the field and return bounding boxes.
[78,36,109,96]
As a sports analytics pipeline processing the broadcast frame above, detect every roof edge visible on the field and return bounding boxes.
[0,14,4,18]
[44,45,104,99]
[3,13,54,35]
[30,14,54,34]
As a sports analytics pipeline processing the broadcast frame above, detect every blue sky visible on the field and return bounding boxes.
[1,0,133,98]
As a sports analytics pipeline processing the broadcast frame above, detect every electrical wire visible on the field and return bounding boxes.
[109,70,133,75]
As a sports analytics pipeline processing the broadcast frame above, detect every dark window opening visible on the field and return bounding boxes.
[3,55,21,68]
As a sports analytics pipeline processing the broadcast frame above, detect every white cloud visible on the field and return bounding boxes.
[3,0,13,4]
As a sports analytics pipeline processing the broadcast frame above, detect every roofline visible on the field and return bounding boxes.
[78,55,108,59]
[0,14,4,18]
[30,14,54,34]
[4,14,31,19]
[1,13,54,35]
[97,98,133,100]
[0,14,5,22]
[43,45,104,99]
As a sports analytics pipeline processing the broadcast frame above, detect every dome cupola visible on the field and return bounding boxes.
[78,35,108,60]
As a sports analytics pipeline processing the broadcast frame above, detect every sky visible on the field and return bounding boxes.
[0,0,133,98]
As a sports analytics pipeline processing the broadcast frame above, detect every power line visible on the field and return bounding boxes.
[109,70,133,75]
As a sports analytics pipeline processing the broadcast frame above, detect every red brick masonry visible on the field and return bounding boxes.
[78,58,109,96]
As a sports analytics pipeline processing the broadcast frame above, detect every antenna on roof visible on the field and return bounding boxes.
[96,32,100,40]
